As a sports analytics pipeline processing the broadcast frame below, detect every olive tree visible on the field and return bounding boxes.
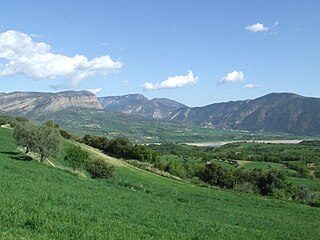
[14,122,61,162]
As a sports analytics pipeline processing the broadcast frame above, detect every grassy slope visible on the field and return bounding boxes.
[1,128,320,239]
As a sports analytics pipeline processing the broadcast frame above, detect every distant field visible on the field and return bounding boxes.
[187,139,304,147]
[289,177,320,192]
[1,127,320,239]
[238,160,291,171]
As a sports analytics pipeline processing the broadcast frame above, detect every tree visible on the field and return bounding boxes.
[14,122,39,153]
[36,125,61,162]
[14,122,61,162]
[105,137,133,158]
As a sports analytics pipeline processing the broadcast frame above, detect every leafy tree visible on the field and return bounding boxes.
[105,137,134,158]
[36,126,61,162]
[14,122,61,161]
[14,122,39,153]
[82,134,109,150]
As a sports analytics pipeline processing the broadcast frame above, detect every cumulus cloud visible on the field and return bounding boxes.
[0,30,122,89]
[244,84,260,89]
[87,88,102,94]
[217,71,244,86]
[245,23,269,32]
[142,70,198,90]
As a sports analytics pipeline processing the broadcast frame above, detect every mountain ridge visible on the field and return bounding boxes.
[98,94,186,119]
[0,91,103,114]
[0,91,320,135]
[170,92,320,135]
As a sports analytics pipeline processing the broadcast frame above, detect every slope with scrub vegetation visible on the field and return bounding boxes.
[1,116,320,239]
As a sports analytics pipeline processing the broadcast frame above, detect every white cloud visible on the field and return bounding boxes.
[218,71,244,86]
[245,23,269,32]
[123,80,129,86]
[0,30,122,89]
[87,88,102,94]
[143,70,198,90]
[244,84,260,89]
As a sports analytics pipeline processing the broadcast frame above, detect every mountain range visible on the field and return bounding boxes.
[171,93,320,135]
[0,91,319,135]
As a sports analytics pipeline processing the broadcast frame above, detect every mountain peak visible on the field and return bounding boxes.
[98,94,186,119]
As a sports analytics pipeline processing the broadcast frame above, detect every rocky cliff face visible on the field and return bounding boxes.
[98,94,186,119]
[0,91,102,114]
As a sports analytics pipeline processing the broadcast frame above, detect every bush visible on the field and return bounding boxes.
[64,145,89,169]
[60,129,72,139]
[85,158,115,179]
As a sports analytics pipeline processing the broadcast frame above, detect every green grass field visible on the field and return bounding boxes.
[289,177,320,192]
[238,160,294,172]
[1,127,320,239]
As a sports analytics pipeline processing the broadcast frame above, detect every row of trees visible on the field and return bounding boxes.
[81,134,158,162]
[199,162,294,197]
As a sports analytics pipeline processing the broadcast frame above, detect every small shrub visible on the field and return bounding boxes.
[85,158,114,179]
[64,145,89,169]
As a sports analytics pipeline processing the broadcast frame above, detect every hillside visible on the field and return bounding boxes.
[1,127,320,239]
[98,94,186,119]
[171,93,320,135]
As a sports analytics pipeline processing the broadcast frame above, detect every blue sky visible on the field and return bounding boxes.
[0,0,320,106]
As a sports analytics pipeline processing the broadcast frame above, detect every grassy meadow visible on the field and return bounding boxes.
[1,127,320,239]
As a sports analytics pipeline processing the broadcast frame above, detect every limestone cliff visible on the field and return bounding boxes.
[0,91,102,114]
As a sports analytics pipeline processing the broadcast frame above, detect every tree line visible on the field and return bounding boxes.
[81,134,158,163]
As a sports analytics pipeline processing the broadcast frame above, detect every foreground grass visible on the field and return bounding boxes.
[1,128,320,239]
